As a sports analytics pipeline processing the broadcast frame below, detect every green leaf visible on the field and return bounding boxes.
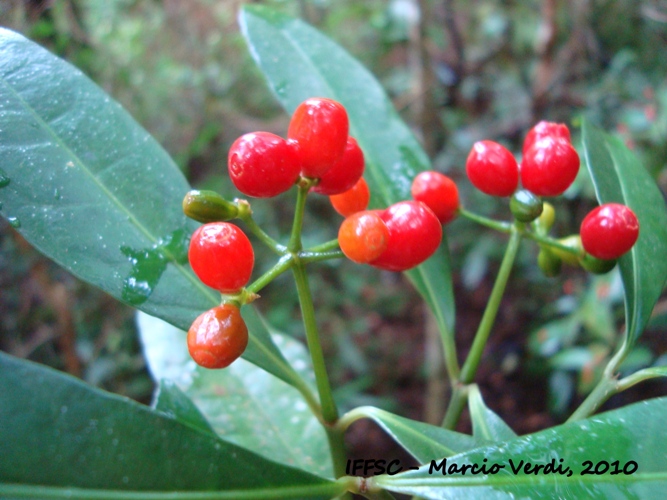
[0,28,298,388]
[238,5,455,337]
[375,397,667,499]
[152,379,216,436]
[0,27,210,325]
[468,385,517,443]
[353,406,477,464]
[581,119,667,345]
[0,351,340,498]
[137,311,333,479]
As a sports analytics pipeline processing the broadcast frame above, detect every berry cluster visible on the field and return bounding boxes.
[335,170,462,271]
[463,121,639,272]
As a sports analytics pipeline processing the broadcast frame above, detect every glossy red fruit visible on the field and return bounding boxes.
[580,203,639,260]
[189,222,254,293]
[312,137,365,195]
[338,211,389,264]
[520,137,580,197]
[228,132,301,198]
[370,201,442,272]
[522,121,571,156]
[288,97,349,178]
[187,304,248,369]
[466,140,519,197]
[329,177,370,217]
[411,171,460,224]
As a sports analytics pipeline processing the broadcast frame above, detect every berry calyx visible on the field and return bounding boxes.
[520,137,580,197]
[188,222,254,293]
[329,177,370,217]
[370,201,442,272]
[228,132,301,198]
[288,97,349,178]
[182,190,239,223]
[465,140,519,197]
[312,137,365,195]
[410,171,460,224]
[579,254,617,274]
[338,211,389,264]
[510,189,543,223]
[523,121,571,156]
[580,203,639,260]
[187,304,248,369]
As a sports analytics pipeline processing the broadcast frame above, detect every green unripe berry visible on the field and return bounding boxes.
[510,189,543,223]
[551,234,583,266]
[537,248,562,277]
[579,253,617,274]
[532,202,556,235]
[183,190,239,223]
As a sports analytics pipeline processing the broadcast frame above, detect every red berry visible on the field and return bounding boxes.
[466,140,519,197]
[329,177,370,217]
[288,97,349,178]
[187,304,248,369]
[312,137,365,195]
[228,132,300,198]
[188,222,254,293]
[580,203,639,260]
[370,201,442,272]
[523,121,571,156]
[520,137,580,197]
[411,171,460,224]
[338,211,389,264]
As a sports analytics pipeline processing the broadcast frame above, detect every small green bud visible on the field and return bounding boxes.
[182,190,239,223]
[510,189,543,223]
[579,253,617,274]
[537,247,562,277]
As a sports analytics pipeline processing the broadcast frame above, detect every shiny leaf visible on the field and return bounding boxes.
[0,28,298,388]
[153,379,216,436]
[0,351,339,498]
[353,406,477,464]
[375,397,667,499]
[581,119,667,344]
[137,311,333,479]
[239,5,455,337]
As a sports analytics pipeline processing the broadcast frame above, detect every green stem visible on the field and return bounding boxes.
[288,182,311,252]
[442,225,522,429]
[238,211,286,255]
[300,249,345,264]
[307,238,341,253]
[458,208,512,233]
[524,231,583,256]
[567,375,619,422]
[292,262,345,475]
[246,254,294,295]
[616,367,667,392]
[567,338,629,422]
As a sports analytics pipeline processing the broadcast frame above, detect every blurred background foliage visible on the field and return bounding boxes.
[1,0,666,448]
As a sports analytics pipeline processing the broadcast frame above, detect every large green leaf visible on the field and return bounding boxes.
[238,5,455,336]
[352,406,477,464]
[137,311,333,479]
[0,28,301,388]
[581,119,667,344]
[374,397,667,499]
[0,351,340,499]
